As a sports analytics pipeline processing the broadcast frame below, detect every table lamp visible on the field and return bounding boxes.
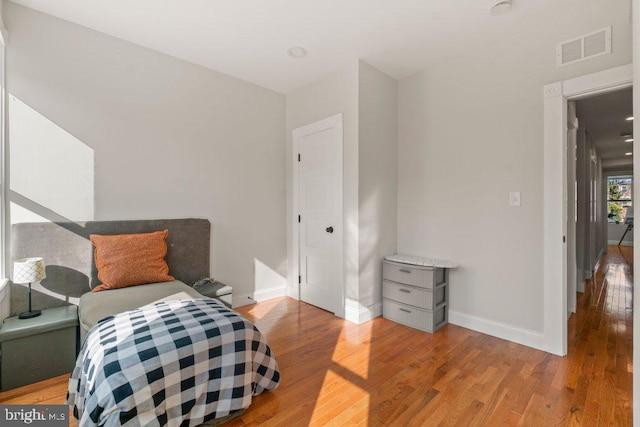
[13,257,46,319]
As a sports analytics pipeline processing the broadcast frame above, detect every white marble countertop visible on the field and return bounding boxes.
[384,254,458,269]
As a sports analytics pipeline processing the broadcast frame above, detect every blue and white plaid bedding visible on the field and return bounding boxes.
[67,298,280,426]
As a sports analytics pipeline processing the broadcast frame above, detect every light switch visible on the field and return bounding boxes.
[509,191,521,207]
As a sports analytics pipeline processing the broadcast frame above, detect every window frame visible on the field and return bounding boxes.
[606,175,633,224]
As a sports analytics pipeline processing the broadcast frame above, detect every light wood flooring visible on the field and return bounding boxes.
[0,245,633,425]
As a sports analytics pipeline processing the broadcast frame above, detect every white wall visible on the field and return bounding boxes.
[397,2,631,340]
[593,152,605,265]
[576,126,587,287]
[582,133,606,275]
[574,128,608,290]
[358,61,397,311]
[286,60,397,321]
[574,127,607,286]
[286,61,360,310]
[9,94,94,224]
[608,223,634,245]
[4,2,287,304]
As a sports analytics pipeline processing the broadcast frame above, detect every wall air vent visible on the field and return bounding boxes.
[557,26,611,67]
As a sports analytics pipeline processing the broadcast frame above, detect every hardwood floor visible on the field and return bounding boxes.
[0,245,633,425]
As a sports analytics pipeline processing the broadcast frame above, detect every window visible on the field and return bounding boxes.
[607,176,632,223]
[0,24,5,278]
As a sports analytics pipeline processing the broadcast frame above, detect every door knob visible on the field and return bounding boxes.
[326,226,334,233]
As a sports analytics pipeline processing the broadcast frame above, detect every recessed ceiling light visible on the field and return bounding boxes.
[625,138,634,142]
[489,0,512,15]
[626,116,634,121]
[287,46,307,59]
[625,152,633,156]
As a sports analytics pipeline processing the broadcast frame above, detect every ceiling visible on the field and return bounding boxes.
[576,88,633,169]
[7,0,612,94]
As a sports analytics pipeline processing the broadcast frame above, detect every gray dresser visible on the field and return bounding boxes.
[382,256,453,333]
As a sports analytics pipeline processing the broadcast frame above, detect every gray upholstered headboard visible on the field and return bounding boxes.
[9,218,211,316]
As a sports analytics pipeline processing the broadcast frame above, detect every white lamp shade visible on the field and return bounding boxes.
[13,257,46,284]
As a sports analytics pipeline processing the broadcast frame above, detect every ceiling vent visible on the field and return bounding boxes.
[557,26,611,67]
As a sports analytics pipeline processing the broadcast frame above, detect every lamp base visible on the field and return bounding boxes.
[18,310,41,319]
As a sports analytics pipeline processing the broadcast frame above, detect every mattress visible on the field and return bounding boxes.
[78,280,202,341]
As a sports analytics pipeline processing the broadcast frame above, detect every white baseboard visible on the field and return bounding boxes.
[344,300,382,324]
[576,269,584,292]
[232,294,256,308]
[608,240,633,246]
[286,285,299,300]
[232,286,290,308]
[449,310,544,351]
[253,285,288,302]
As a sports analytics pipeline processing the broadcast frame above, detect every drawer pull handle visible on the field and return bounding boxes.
[399,289,411,293]
[399,308,411,313]
[399,269,412,273]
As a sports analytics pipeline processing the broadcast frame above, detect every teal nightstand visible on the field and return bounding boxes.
[0,305,78,391]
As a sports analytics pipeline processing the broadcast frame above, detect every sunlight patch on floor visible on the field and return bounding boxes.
[308,369,370,425]
[331,321,372,380]
[240,298,286,324]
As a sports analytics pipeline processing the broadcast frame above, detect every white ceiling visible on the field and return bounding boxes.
[7,0,607,94]
[576,88,633,168]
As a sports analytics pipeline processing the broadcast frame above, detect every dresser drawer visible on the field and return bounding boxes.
[382,280,438,310]
[383,299,447,333]
[383,261,445,290]
[383,280,447,310]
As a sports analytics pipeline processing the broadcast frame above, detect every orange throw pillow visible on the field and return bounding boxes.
[90,230,174,292]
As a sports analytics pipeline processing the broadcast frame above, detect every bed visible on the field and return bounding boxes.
[10,219,280,426]
[68,297,279,426]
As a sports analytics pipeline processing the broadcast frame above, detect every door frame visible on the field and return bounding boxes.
[291,113,345,318]
[566,100,577,315]
[543,63,632,355]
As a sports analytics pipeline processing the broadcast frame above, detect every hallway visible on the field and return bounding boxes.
[563,245,633,424]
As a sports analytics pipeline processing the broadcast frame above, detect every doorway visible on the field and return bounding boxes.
[543,63,633,356]
[292,114,344,314]
[570,88,633,315]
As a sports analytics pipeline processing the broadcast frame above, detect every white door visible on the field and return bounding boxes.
[294,114,343,313]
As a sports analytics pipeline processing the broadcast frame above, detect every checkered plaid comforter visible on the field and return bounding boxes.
[67,298,280,426]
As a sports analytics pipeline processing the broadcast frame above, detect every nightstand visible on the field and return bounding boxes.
[0,305,78,391]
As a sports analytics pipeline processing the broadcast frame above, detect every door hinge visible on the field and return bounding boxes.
[563,235,566,243]
[298,215,301,223]
[298,275,301,284]
[298,153,301,162]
